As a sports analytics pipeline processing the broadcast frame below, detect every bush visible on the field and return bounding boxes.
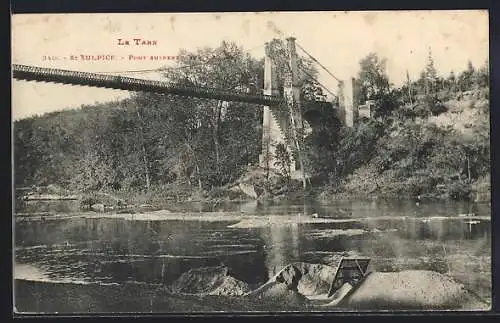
[333,119,385,179]
[207,187,245,200]
[395,105,418,119]
[400,95,448,119]
[446,182,472,200]
[429,101,448,116]
[424,95,448,116]
[80,197,99,209]
[406,176,434,196]
[274,143,292,180]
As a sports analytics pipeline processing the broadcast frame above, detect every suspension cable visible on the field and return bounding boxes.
[298,66,338,99]
[278,46,337,99]
[296,42,341,83]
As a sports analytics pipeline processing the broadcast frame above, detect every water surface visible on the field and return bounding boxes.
[14,199,492,308]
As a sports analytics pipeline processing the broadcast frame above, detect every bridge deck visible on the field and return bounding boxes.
[12,64,284,106]
[12,64,338,112]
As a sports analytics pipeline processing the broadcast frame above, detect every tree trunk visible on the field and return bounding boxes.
[135,107,151,190]
[213,101,222,164]
[467,155,471,182]
[406,71,413,105]
[185,142,202,191]
[294,127,307,190]
[181,160,191,186]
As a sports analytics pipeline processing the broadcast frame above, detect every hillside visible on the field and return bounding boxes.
[336,89,490,201]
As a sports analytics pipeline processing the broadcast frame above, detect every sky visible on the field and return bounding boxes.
[11,11,489,120]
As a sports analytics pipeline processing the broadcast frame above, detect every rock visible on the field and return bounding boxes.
[90,203,105,213]
[170,265,250,297]
[228,186,242,193]
[238,183,258,199]
[46,184,64,195]
[323,282,353,307]
[273,262,338,296]
[245,281,310,309]
[275,264,303,291]
[239,262,337,298]
[338,270,489,310]
[208,276,251,296]
[170,265,228,295]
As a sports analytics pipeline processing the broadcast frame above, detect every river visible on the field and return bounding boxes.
[14,198,492,311]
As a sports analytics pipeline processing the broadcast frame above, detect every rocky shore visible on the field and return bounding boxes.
[14,262,489,313]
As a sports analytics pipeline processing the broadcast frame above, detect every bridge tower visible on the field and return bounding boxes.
[284,37,307,187]
[337,77,361,127]
[259,41,283,172]
[259,37,306,184]
[258,37,358,186]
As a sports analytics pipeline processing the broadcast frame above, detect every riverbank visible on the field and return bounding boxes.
[15,164,490,216]
[88,167,492,208]
[14,262,490,313]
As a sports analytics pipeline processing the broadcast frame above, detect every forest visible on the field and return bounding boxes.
[13,39,490,203]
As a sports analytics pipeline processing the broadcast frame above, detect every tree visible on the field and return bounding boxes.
[356,53,396,118]
[424,47,439,94]
[404,70,415,105]
[357,53,390,102]
[475,60,489,88]
[164,41,263,171]
[303,116,342,179]
[447,71,457,92]
[151,41,267,189]
[458,60,475,91]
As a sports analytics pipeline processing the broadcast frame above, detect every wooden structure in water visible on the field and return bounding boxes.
[327,257,371,298]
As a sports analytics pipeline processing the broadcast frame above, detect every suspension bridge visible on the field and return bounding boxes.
[12,37,362,188]
[12,64,284,106]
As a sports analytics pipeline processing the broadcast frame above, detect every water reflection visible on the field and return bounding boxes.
[14,199,491,301]
[174,198,491,220]
[260,222,302,279]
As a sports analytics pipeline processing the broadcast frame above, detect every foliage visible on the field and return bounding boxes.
[13,40,325,194]
[356,53,398,118]
[333,119,385,179]
[447,182,473,200]
[273,143,292,181]
[357,53,390,102]
[303,117,341,179]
